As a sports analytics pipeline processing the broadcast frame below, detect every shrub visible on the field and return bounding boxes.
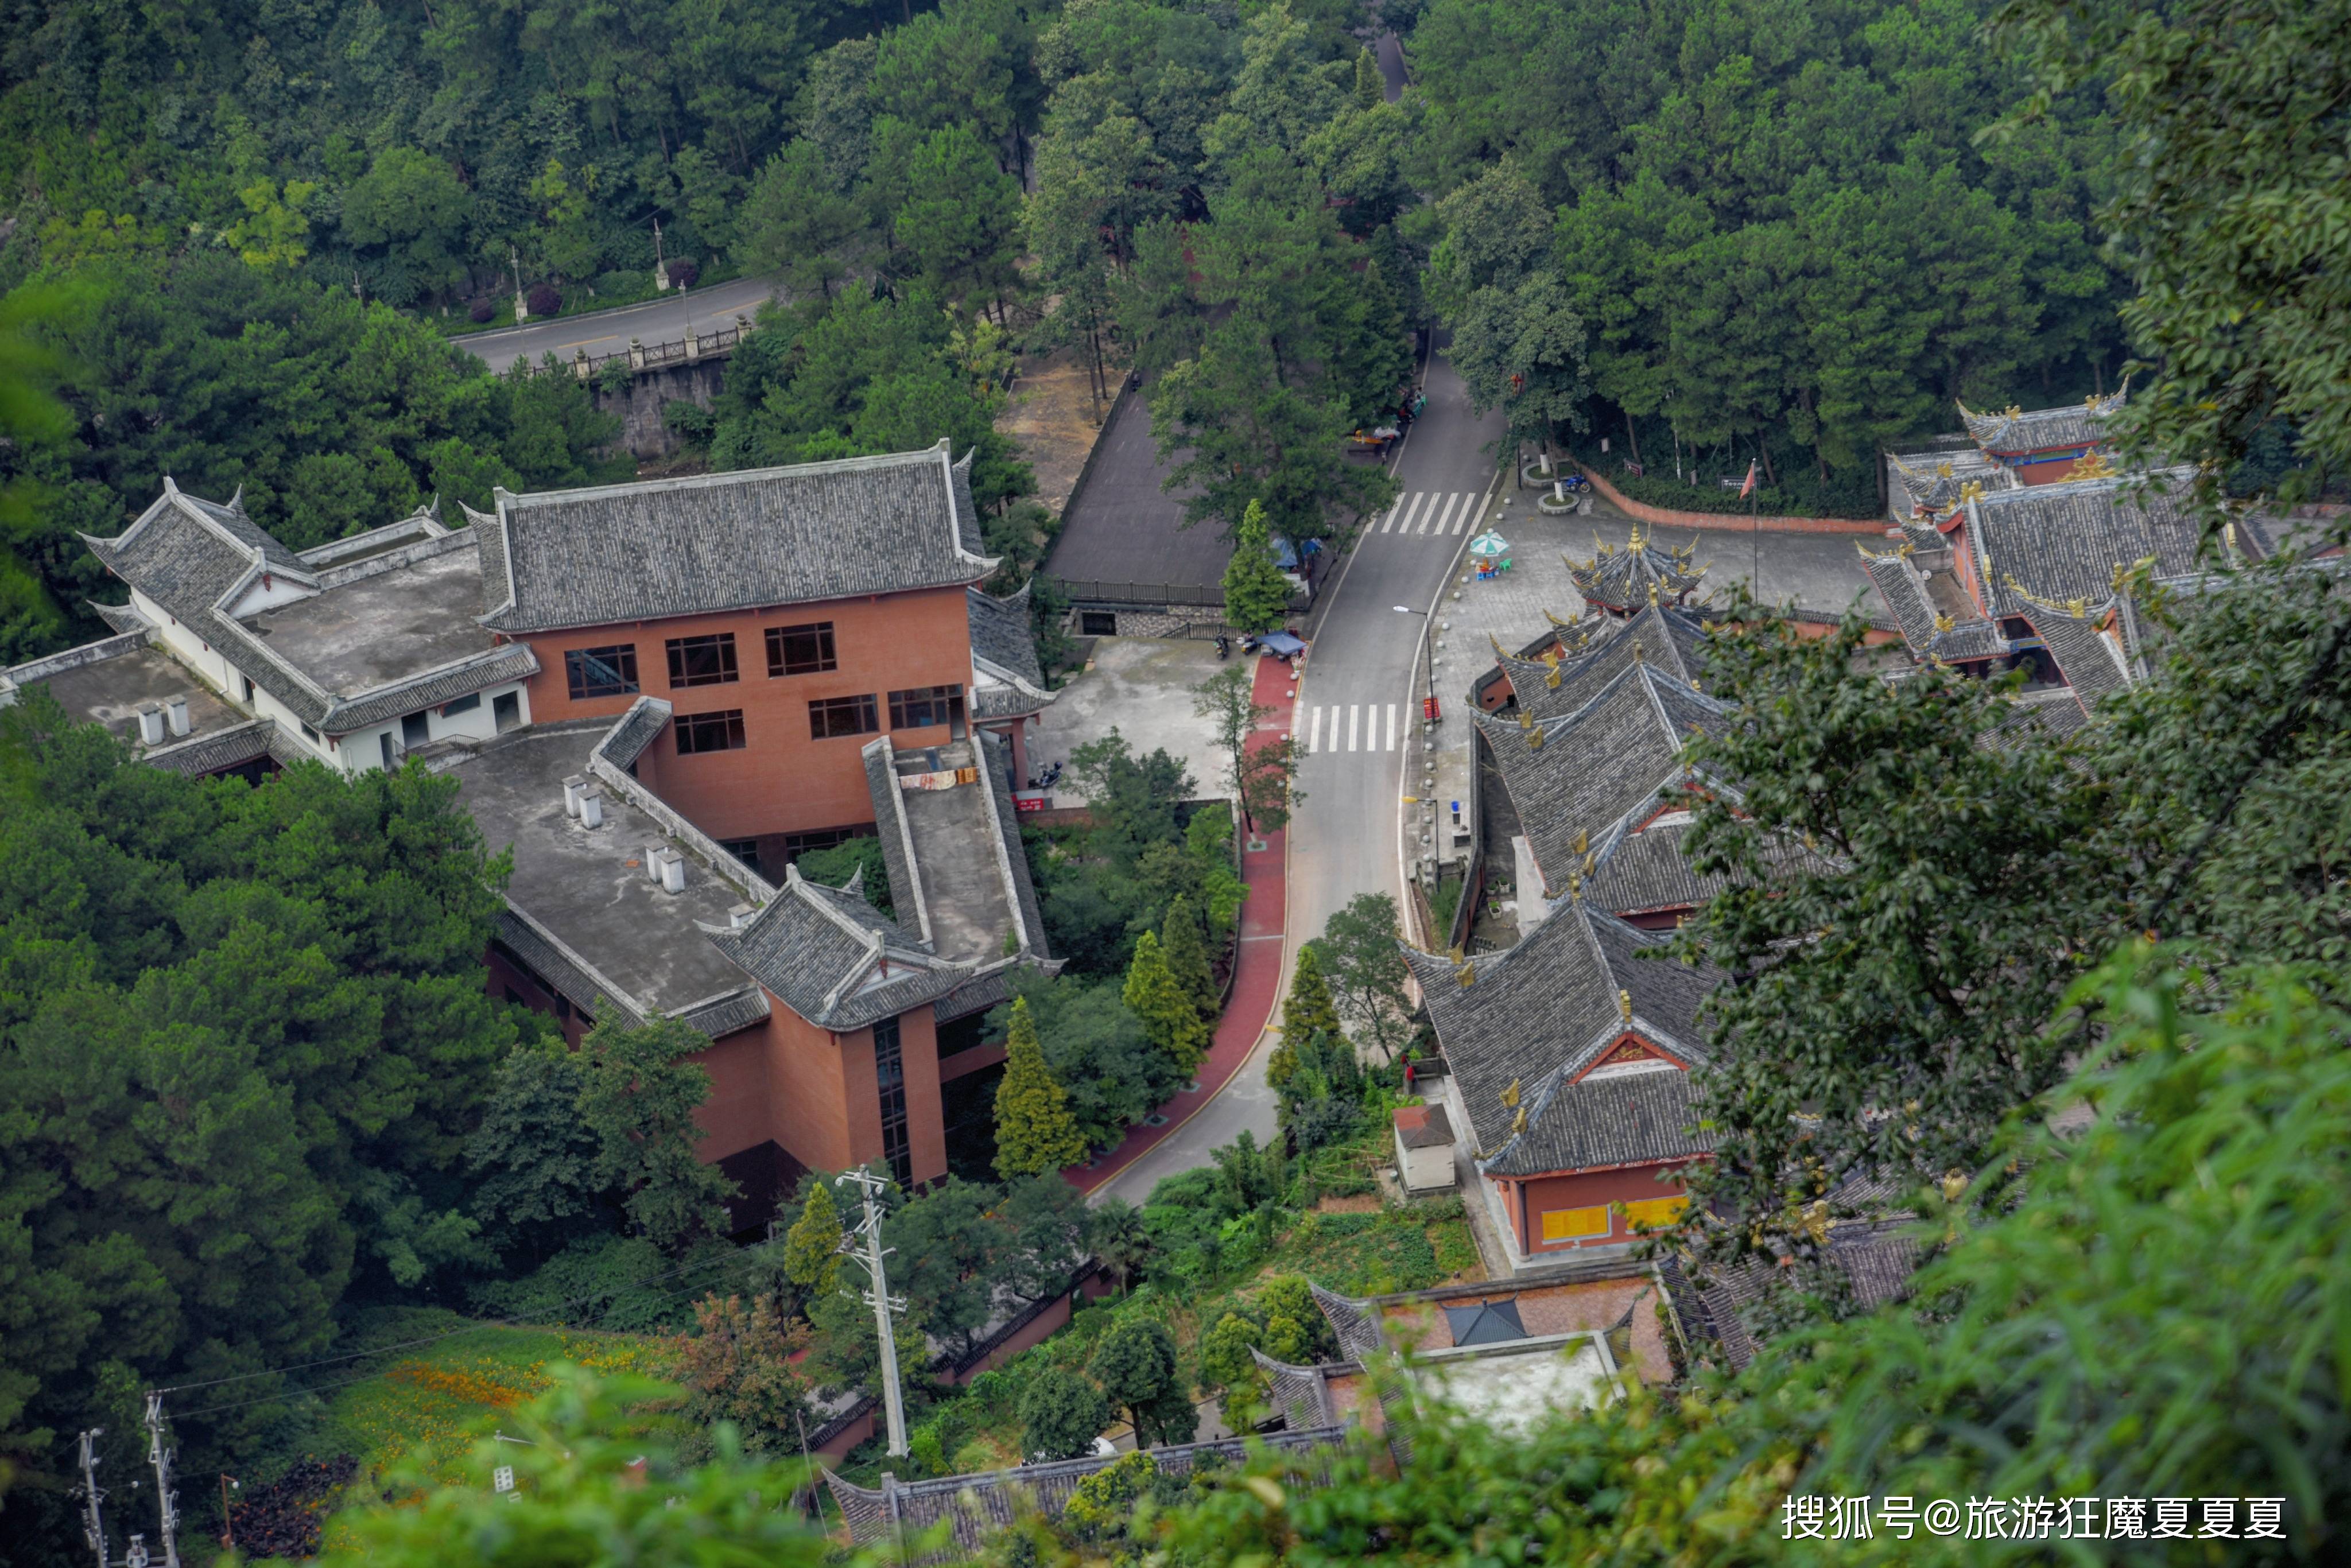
[469,297,496,323]
[668,259,700,289]
[526,281,561,317]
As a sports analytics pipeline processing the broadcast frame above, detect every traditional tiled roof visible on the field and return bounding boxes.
[704,863,971,1032]
[1473,663,1730,892]
[1665,1217,1925,1373]
[139,717,312,777]
[1577,806,1842,923]
[1957,389,2125,454]
[1978,688,2094,752]
[1885,449,2011,515]
[1564,525,1710,613]
[1394,1102,1454,1150]
[1400,903,1716,1179]
[1491,604,1712,722]
[1857,544,2008,663]
[968,581,1056,720]
[2015,594,2133,710]
[477,442,996,634]
[824,1429,1347,1559]
[1961,466,2217,620]
[82,485,529,734]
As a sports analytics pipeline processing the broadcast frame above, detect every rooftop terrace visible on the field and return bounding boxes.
[244,544,489,697]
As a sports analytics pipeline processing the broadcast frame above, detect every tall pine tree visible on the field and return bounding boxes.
[1221,500,1294,634]
[995,998,1089,1177]
[1270,942,1343,1091]
[1123,929,1211,1073]
[1160,895,1219,1012]
[780,1178,843,1297]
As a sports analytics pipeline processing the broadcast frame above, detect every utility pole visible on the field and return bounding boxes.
[143,1392,182,1568]
[834,1170,909,1458]
[74,1429,108,1568]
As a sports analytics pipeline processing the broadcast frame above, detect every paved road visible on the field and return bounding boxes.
[1092,341,1507,1205]
[453,275,779,373]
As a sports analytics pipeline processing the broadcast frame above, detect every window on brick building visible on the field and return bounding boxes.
[874,1015,911,1186]
[766,622,837,676]
[809,693,880,739]
[666,632,739,688]
[888,684,967,737]
[676,709,747,754]
[717,837,762,871]
[565,643,640,698]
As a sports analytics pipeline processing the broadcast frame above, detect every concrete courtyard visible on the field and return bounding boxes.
[1033,636,1271,804]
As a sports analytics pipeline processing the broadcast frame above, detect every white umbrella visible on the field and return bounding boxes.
[1468,531,1510,557]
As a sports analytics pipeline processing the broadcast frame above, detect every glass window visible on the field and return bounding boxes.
[887,684,967,735]
[766,622,837,676]
[808,693,880,739]
[565,643,640,699]
[874,1015,911,1186]
[1539,1205,1611,1242]
[675,709,747,754]
[665,632,739,688]
[717,837,762,870]
[441,692,481,717]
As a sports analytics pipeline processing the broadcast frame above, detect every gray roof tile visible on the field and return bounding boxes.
[705,864,971,1033]
[1564,527,1712,614]
[1965,466,2212,619]
[479,443,995,633]
[1958,389,2124,454]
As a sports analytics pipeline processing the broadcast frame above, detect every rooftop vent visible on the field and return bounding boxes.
[564,774,588,818]
[135,703,166,746]
[166,696,191,737]
[651,847,686,894]
[577,787,605,829]
[728,902,756,929]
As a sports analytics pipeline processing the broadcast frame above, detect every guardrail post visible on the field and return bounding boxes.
[627,337,646,372]
[685,330,700,365]
[572,348,591,381]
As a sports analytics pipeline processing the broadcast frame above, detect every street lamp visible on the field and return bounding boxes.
[1395,605,1436,723]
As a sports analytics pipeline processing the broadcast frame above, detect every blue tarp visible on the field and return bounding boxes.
[1268,535,1323,570]
[1256,631,1306,655]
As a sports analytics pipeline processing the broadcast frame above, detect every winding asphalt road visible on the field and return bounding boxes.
[453,275,779,374]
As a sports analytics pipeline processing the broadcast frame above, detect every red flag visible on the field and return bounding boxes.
[1738,460,1758,499]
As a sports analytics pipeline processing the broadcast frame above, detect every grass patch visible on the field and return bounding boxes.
[317,1319,677,1489]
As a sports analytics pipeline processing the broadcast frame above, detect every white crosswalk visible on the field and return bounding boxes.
[1371,489,1487,544]
[1303,703,1403,757]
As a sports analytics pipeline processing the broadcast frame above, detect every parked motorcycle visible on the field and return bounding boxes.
[1215,634,1231,660]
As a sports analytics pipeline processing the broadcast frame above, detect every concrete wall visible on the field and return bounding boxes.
[588,360,727,460]
[516,585,979,843]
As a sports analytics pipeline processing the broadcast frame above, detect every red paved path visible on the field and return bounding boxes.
[1066,653,1295,1195]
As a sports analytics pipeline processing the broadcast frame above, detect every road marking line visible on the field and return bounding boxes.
[1395,492,1427,535]
[1347,704,1360,751]
[1431,492,1462,535]
[1308,706,1323,753]
[1387,703,1398,751]
[1414,495,1435,534]
[1455,495,1475,534]
[1378,496,1405,534]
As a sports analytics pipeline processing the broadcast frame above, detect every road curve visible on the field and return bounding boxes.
[453,275,781,374]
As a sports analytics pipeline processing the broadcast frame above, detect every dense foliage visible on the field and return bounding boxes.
[1411,0,2128,506]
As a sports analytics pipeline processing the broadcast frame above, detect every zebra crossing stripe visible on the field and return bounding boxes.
[1386,703,1398,751]
[1396,492,1428,534]
[1308,705,1323,753]
[1347,705,1360,751]
[1379,496,1406,534]
[1454,495,1476,534]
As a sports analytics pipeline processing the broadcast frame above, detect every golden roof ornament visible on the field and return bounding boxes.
[1935,461,1953,479]
[1488,631,1506,657]
[1631,636,1646,663]
[1510,1104,1528,1136]
[1960,479,1985,502]
[1566,870,1582,902]
[1934,612,1955,634]
[1627,523,1643,550]
[1500,1078,1521,1109]
[1572,827,1588,856]
[2070,450,2117,481]
[1648,579,1661,607]
[1582,848,1596,877]
[1617,988,1632,1024]
[2067,595,2088,618]
[1941,1169,1968,1204]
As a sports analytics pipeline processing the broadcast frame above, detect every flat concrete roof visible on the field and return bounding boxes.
[35,645,241,743]
[446,727,754,1015]
[1416,1336,1617,1435]
[245,548,490,697]
[899,780,1014,962]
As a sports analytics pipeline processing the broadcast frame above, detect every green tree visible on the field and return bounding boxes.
[739,139,871,302]
[1220,501,1295,634]
[1090,1316,1197,1448]
[464,1042,606,1260]
[1018,1365,1112,1461]
[1310,894,1415,1060]
[884,1176,1008,1359]
[575,1016,740,1252]
[992,975,1181,1147]
[1087,1196,1153,1295]
[894,124,1027,312]
[791,835,895,918]
[1269,942,1343,1097]
[1990,0,2351,490]
[340,147,474,300]
[1198,1311,1273,1419]
[1159,895,1219,1012]
[994,996,1090,1176]
[1123,929,1211,1074]
[998,1173,1092,1304]
[780,1178,844,1297]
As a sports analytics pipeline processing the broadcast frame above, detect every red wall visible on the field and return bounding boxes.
[514,585,978,841]
[1505,1159,1702,1256]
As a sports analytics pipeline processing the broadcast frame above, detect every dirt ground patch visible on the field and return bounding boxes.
[1313,1193,1382,1214]
[999,343,1113,514]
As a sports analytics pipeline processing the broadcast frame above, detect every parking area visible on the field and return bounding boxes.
[1032,636,1260,802]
